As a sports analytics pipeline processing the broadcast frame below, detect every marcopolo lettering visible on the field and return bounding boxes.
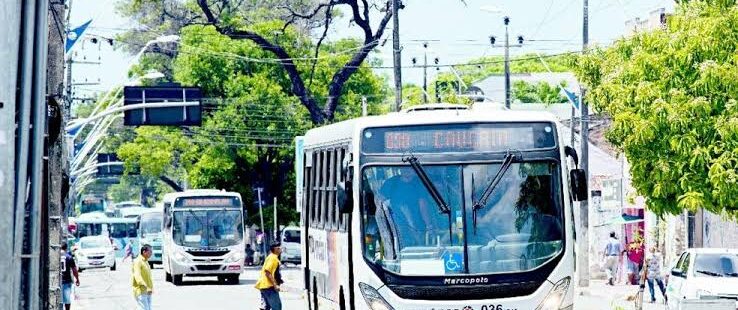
[443,277,490,285]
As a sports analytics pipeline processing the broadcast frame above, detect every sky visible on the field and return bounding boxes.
[68,0,675,100]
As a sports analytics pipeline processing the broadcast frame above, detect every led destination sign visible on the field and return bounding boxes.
[362,123,556,154]
[174,196,241,208]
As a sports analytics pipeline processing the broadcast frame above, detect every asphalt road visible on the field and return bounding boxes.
[69,259,668,310]
[72,260,306,310]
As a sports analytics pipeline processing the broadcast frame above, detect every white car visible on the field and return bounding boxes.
[280,227,301,265]
[75,236,117,271]
[666,248,738,309]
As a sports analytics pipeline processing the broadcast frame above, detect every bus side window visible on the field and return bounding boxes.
[164,202,172,228]
[328,148,338,231]
[311,151,320,228]
[337,147,347,232]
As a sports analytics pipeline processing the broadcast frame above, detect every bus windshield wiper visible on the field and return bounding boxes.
[402,155,453,243]
[696,269,724,277]
[472,152,516,233]
[403,155,451,214]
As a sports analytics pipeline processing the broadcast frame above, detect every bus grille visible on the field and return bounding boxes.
[195,265,222,271]
[387,281,541,300]
[187,250,229,257]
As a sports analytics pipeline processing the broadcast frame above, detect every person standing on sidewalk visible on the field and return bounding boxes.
[603,231,623,285]
[255,242,283,310]
[644,247,667,303]
[60,243,80,310]
[132,244,154,310]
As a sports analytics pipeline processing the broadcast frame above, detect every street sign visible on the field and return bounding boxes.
[96,153,125,176]
[123,86,202,126]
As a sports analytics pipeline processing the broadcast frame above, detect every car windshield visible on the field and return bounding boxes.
[282,230,301,243]
[694,253,738,277]
[81,238,109,249]
[109,223,137,238]
[173,209,243,248]
[361,162,563,276]
[75,223,104,238]
[140,214,162,236]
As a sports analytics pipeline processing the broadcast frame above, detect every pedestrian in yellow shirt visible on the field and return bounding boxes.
[132,244,154,310]
[255,243,283,310]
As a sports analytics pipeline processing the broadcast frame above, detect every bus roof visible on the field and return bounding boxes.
[161,189,242,203]
[118,207,151,218]
[302,103,561,147]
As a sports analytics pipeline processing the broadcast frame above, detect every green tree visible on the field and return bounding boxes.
[116,23,388,225]
[573,0,738,216]
[512,81,568,104]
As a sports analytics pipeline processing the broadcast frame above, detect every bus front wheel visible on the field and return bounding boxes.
[172,274,183,286]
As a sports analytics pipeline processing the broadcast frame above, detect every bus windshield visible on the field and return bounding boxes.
[172,209,243,248]
[361,162,563,276]
[140,213,163,237]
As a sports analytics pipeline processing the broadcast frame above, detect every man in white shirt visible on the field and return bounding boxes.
[603,231,623,285]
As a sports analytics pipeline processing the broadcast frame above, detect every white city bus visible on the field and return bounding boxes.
[297,103,588,310]
[161,190,246,285]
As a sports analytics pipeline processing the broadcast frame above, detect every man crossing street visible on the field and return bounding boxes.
[132,244,154,310]
[255,243,283,310]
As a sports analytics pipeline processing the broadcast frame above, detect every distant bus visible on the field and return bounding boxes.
[161,190,245,285]
[297,103,588,310]
[138,208,164,268]
[107,217,139,258]
[71,213,138,258]
[117,206,150,219]
[109,201,142,217]
[79,195,106,215]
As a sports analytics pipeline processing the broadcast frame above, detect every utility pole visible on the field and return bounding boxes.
[489,18,522,109]
[391,0,402,112]
[503,16,511,109]
[578,0,591,289]
[46,0,68,307]
[273,197,278,240]
[257,187,265,254]
[412,43,433,104]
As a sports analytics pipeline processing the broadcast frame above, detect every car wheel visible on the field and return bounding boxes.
[149,261,154,269]
[165,271,172,282]
[172,274,183,286]
[78,268,83,273]
[110,261,116,271]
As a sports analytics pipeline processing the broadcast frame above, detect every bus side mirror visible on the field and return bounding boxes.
[337,181,353,213]
[565,146,579,166]
[570,169,588,201]
[338,155,354,214]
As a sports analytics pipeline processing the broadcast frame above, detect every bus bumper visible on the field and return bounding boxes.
[169,258,244,276]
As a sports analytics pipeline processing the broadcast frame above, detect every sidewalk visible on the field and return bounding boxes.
[574,280,667,310]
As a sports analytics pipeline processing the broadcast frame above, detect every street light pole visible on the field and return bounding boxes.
[423,42,428,104]
[504,16,511,109]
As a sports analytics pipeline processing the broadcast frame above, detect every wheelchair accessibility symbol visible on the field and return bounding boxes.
[444,253,462,272]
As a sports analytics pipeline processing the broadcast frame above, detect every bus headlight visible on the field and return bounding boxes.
[224,252,243,263]
[535,277,570,310]
[173,250,191,263]
[359,282,394,310]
